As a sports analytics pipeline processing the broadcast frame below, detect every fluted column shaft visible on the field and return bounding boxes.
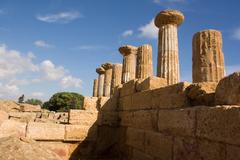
[96,67,105,97]
[192,29,225,83]
[136,44,153,79]
[157,24,180,85]
[111,64,122,94]
[103,68,112,97]
[92,79,98,97]
[122,54,136,83]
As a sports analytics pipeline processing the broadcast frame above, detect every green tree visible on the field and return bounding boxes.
[25,99,43,106]
[47,92,84,111]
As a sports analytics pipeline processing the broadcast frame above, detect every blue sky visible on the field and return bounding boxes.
[0,0,239,101]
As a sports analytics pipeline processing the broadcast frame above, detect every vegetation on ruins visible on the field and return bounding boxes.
[25,99,43,106]
[43,92,84,111]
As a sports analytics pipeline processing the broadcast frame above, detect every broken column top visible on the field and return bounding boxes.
[193,29,222,38]
[101,63,113,70]
[154,9,184,27]
[119,45,138,56]
[96,67,105,74]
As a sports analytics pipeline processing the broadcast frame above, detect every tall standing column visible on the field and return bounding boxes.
[154,9,184,85]
[102,63,113,97]
[136,44,153,79]
[96,67,105,97]
[111,63,122,94]
[192,29,225,83]
[119,45,137,83]
[92,79,98,97]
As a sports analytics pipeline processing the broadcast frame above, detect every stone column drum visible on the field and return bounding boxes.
[192,29,225,83]
[102,63,113,97]
[119,45,137,83]
[136,44,153,79]
[92,79,98,97]
[154,9,184,85]
[111,63,122,94]
[96,67,105,97]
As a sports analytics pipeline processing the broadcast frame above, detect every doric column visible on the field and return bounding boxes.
[192,29,225,83]
[102,63,113,97]
[92,79,98,97]
[136,44,153,79]
[154,9,184,85]
[96,67,105,97]
[119,45,137,83]
[111,63,122,94]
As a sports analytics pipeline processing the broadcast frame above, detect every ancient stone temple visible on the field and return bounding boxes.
[92,79,98,97]
[96,67,105,97]
[111,63,122,94]
[102,63,113,97]
[192,29,225,83]
[136,44,153,79]
[154,9,184,85]
[119,45,137,83]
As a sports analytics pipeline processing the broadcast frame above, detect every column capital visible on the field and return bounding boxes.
[96,67,105,74]
[119,45,138,56]
[101,62,113,70]
[154,9,184,28]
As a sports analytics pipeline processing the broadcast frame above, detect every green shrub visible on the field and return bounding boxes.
[25,98,43,106]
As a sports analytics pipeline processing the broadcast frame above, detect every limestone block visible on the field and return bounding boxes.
[119,111,133,127]
[0,100,20,112]
[83,97,98,111]
[26,122,65,140]
[54,112,68,124]
[126,127,145,151]
[215,72,240,105]
[152,82,191,109]
[132,110,158,131]
[226,145,240,160]
[0,110,8,125]
[145,131,173,159]
[19,103,41,112]
[120,80,136,97]
[132,149,154,160]
[173,137,225,160]
[196,105,240,145]
[0,120,26,138]
[131,90,152,110]
[100,96,118,111]
[136,76,167,92]
[97,97,110,110]
[9,112,36,122]
[68,109,98,125]
[65,124,97,141]
[100,111,119,126]
[119,95,132,111]
[186,82,217,106]
[158,108,196,137]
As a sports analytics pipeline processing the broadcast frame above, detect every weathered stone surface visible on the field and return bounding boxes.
[136,44,153,79]
[0,110,8,125]
[126,127,145,151]
[186,82,217,106]
[0,100,20,112]
[0,120,26,138]
[83,97,98,111]
[158,108,195,137]
[19,103,41,112]
[132,149,154,160]
[26,122,65,140]
[132,90,152,110]
[226,145,240,160]
[152,82,190,108]
[100,111,119,126]
[173,137,225,160]
[68,109,98,125]
[132,110,158,131]
[145,131,172,160]
[120,79,136,97]
[192,29,225,83]
[92,79,98,97]
[9,112,36,122]
[155,9,184,85]
[215,72,240,105]
[136,76,167,92]
[119,111,133,127]
[0,136,62,160]
[102,63,113,97]
[96,67,105,97]
[196,105,240,145]
[119,95,132,111]
[65,124,97,141]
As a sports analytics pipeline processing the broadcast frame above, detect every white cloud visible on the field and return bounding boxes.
[36,11,82,23]
[34,40,54,48]
[153,0,186,4]
[31,92,44,98]
[232,28,240,40]
[138,19,158,39]
[122,30,133,37]
[0,83,20,99]
[60,75,82,88]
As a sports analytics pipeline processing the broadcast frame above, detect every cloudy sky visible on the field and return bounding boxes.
[0,0,239,101]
